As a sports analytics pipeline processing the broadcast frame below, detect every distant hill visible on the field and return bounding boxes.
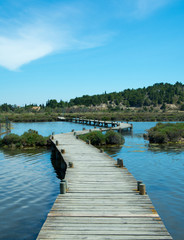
[1,82,184,113]
[68,82,184,109]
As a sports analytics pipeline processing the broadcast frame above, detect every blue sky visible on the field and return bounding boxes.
[0,0,184,105]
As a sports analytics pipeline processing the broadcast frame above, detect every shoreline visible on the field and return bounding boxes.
[0,111,184,123]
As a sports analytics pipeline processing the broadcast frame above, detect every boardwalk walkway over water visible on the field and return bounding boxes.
[58,117,133,129]
[37,125,172,239]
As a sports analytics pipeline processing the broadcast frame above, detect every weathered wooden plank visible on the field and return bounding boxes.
[37,235,172,240]
[38,229,170,235]
[48,212,159,217]
[43,223,166,229]
[44,217,163,224]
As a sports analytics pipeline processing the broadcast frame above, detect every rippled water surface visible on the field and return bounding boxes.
[104,122,184,240]
[0,122,184,240]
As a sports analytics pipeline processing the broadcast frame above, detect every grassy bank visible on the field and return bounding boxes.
[0,111,184,123]
[0,112,59,122]
[64,112,184,122]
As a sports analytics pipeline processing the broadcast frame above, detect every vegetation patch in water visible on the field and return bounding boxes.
[146,123,184,144]
[79,130,124,146]
[0,129,50,148]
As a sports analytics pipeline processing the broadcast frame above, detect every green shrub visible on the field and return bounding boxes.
[21,129,48,147]
[148,131,168,144]
[0,129,49,148]
[148,123,184,144]
[105,130,124,145]
[79,130,124,146]
[79,131,105,146]
[2,134,21,145]
[180,104,184,111]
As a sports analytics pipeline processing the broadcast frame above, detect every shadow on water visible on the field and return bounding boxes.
[1,146,67,180]
[50,148,67,180]
[102,145,122,156]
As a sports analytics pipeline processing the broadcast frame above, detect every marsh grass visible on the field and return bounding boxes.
[0,129,50,148]
[79,130,124,146]
[148,123,184,144]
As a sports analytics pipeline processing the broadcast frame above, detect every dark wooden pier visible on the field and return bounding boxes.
[37,125,172,239]
[58,117,133,129]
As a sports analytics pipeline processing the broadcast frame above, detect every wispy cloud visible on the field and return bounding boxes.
[0,29,54,71]
[0,0,172,71]
[133,0,172,18]
[111,0,172,19]
[0,1,111,71]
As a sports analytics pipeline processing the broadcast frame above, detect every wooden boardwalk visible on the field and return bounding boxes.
[37,129,172,240]
[58,117,133,129]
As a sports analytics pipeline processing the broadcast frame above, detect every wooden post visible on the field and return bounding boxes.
[76,136,79,139]
[100,149,104,153]
[61,179,68,191]
[137,180,143,191]
[61,149,65,154]
[74,132,76,136]
[51,135,54,140]
[89,129,92,132]
[60,181,66,194]
[71,129,74,132]
[139,184,146,195]
[69,162,74,168]
[117,158,124,167]
[117,158,120,165]
[56,140,59,146]
[86,140,91,144]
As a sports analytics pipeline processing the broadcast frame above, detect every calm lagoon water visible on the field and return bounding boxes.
[0,122,184,240]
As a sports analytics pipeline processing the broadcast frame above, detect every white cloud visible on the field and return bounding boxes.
[0,2,111,71]
[0,34,53,71]
[0,0,171,71]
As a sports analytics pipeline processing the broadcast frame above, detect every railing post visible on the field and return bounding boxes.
[60,181,66,194]
[117,158,124,167]
[61,149,65,154]
[69,162,74,168]
[61,179,68,191]
[137,180,143,191]
[139,184,146,195]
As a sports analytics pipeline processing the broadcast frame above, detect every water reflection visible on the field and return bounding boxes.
[104,123,184,240]
[0,147,60,240]
[148,144,184,154]
[50,149,67,180]
[0,121,183,240]
[2,147,49,156]
[102,145,122,156]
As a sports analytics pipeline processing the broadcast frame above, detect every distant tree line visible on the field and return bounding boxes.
[1,82,184,113]
[68,82,184,108]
